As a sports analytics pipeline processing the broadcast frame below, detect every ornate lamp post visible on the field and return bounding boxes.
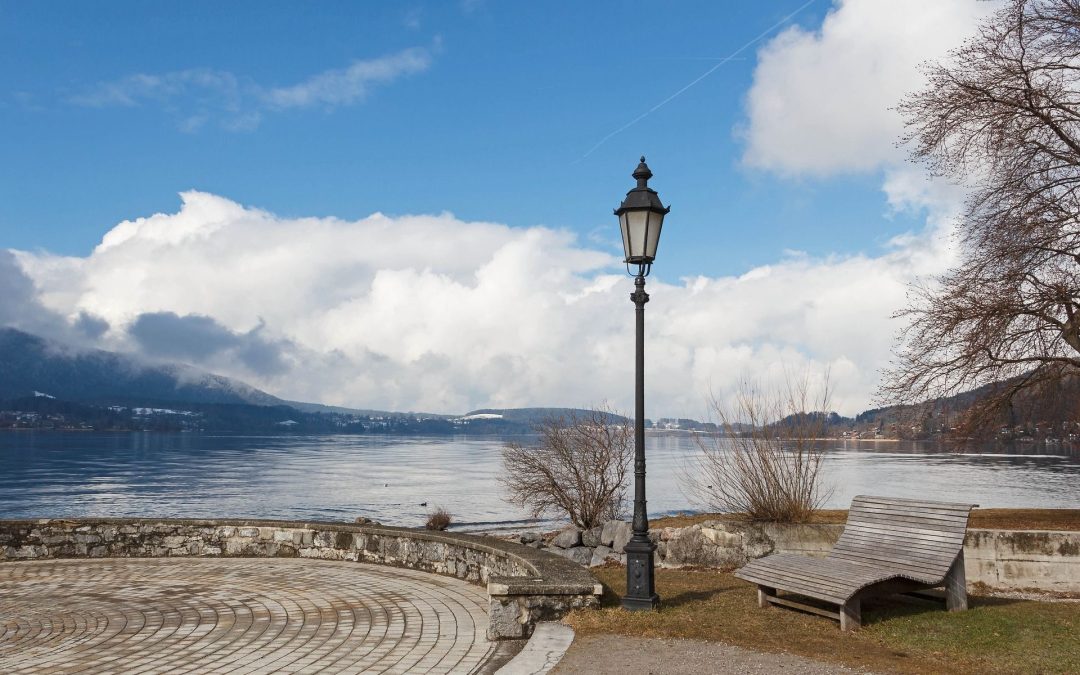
[615,156,669,611]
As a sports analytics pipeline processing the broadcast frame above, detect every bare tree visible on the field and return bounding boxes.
[682,374,832,523]
[500,408,632,530]
[884,0,1080,431]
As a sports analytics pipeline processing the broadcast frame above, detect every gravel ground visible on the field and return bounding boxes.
[553,635,875,674]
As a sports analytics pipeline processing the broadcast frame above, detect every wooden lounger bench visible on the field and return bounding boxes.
[735,495,976,630]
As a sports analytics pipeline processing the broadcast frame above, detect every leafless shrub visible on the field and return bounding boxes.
[682,373,833,523]
[500,408,632,530]
[425,507,452,531]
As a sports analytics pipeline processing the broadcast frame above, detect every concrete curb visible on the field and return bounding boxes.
[495,622,575,675]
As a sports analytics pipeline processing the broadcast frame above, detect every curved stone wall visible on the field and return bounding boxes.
[0,518,602,640]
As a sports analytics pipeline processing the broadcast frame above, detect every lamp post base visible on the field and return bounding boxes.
[621,539,659,611]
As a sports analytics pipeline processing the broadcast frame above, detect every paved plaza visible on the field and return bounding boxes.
[0,557,497,674]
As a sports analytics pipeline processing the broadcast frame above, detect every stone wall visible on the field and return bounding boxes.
[0,518,602,640]
[659,520,1080,593]
[534,519,1080,593]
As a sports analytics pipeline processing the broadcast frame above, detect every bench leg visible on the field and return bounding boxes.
[757,585,776,609]
[840,596,861,631]
[945,550,968,612]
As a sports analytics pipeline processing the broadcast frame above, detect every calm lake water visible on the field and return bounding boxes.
[1,432,1077,531]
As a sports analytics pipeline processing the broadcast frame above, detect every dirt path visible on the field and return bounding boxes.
[553,634,876,674]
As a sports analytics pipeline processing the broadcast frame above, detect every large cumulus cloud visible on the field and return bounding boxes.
[9,191,950,416]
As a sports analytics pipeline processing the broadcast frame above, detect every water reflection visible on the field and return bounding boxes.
[0,432,1076,530]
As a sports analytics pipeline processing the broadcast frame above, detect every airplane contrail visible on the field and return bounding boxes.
[579,0,818,161]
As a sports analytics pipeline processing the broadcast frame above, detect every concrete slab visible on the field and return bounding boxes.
[496,622,574,675]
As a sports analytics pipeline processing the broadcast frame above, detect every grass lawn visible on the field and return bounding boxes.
[565,566,1080,674]
[652,508,1080,531]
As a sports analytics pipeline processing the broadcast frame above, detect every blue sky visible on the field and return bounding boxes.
[0,1,993,415]
[1,0,919,278]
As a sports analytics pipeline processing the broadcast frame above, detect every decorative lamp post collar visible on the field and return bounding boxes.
[615,156,670,273]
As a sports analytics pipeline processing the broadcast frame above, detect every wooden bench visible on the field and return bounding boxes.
[735,495,976,630]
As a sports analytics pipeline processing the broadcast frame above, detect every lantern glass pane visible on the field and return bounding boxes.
[619,212,632,261]
[624,209,650,260]
[645,211,664,260]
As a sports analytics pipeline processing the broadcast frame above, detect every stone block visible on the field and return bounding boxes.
[551,528,582,549]
[600,520,625,547]
[519,532,541,544]
[700,527,742,547]
[590,545,615,567]
[581,526,603,548]
[552,546,592,566]
[611,523,633,553]
[488,598,528,640]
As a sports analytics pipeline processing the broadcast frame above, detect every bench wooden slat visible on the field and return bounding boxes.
[820,550,950,574]
[832,541,959,567]
[743,558,867,589]
[846,510,971,530]
[740,556,874,588]
[851,504,973,524]
[846,514,970,533]
[839,532,964,554]
[766,594,842,620]
[828,550,954,580]
[835,539,963,565]
[853,501,974,517]
[846,516,968,535]
[842,522,964,544]
[738,569,849,601]
[754,561,877,589]
[836,532,965,556]
[853,495,976,512]
[737,569,849,603]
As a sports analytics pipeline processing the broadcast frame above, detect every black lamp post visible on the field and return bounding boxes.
[615,156,668,611]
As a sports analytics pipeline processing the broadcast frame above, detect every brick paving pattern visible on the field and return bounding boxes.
[0,558,496,674]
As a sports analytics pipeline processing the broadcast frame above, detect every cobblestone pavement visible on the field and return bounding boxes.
[0,558,496,674]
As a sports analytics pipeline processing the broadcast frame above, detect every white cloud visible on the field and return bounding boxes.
[742,0,998,178]
[262,48,432,109]
[68,47,434,131]
[11,192,956,417]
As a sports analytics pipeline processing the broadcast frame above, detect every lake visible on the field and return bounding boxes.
[1,432,1077,532]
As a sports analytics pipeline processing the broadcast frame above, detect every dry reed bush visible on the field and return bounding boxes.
[682,374,833,523]
[500,407,632,530]
[425,507,453,531]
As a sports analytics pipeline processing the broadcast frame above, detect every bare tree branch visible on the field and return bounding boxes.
[884,1,1080,432]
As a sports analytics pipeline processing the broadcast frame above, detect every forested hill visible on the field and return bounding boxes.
[0,328,612,434]
[0,327,284,407]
